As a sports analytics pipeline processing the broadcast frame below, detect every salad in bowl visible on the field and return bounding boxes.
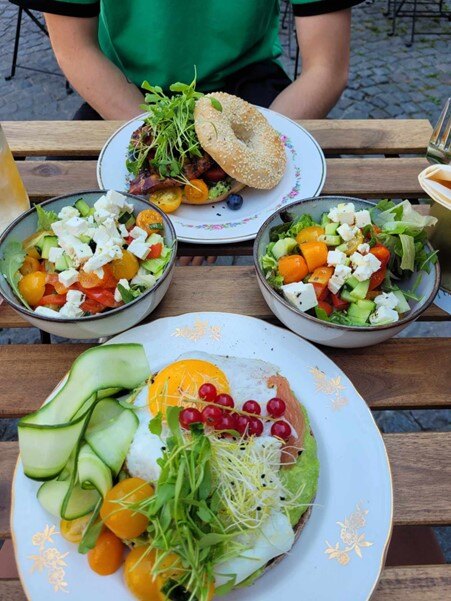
[0,190,176,339]
[255,197,440,347]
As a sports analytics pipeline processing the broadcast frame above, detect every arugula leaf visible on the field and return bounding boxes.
[210,97,223,112]
[0,241,30,309]
[149,412,163,436]
[36,204,58,230]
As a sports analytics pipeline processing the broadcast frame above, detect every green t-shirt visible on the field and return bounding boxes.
[27,0,362,91]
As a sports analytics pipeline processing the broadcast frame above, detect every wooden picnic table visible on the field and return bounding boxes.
[0,119,450,600]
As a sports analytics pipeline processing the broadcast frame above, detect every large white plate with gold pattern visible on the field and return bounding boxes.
[96,108,326,244]
[11,313,392,601]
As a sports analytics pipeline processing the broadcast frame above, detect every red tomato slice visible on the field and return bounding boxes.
[146,243,162,259]
[81,299,105,314]
[45,273,69,295]
[369,266,387,291]
[311,282,329,301]
[317,300,333,316]
[331,293,349,311]
[204,166,227,182]
[370,244,391,267]
[83,287,121,308]
[38,294,67,306]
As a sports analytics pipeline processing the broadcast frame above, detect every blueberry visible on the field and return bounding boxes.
[227,194,243,210]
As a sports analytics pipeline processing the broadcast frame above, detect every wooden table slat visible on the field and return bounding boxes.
[18,157,430,201]
[2,433,450,539]
[4,119,432,157]
[0,267,448,329]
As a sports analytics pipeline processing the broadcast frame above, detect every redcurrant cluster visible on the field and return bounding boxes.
[178,383,292,441]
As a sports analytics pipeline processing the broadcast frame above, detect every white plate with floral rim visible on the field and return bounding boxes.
[11,312,392,601]
[96,109,326,244]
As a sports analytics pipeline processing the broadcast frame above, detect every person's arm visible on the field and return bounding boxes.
[44,13,144,120]
[270,9,351,119]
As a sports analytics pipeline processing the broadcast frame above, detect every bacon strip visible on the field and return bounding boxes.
[267,375,306,466]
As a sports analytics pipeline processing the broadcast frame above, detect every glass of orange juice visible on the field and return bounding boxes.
[0,125,30,235]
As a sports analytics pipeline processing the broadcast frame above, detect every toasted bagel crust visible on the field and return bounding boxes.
[194,92,286,190]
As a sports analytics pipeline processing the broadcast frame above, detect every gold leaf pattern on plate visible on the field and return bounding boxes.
[310,367,348,411]
[28,525,69,593]
[325,503,373,565]
[172,318,222,342]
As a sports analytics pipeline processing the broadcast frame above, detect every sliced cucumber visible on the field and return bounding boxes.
[319,234,341,246]
[340,288,355,303]
[321,213,331,226]
[272,238,297,260]
[37,480,100,519]
[346,276,360,289]
[78,444,112,497]
[325,222,339,235]
[349,279,370,301]
[74,198,92,217]
[97,387,124,400]
[41,236,59,260]
[18,344,150,479]
[392,290,410,314]
[86,406,138,477]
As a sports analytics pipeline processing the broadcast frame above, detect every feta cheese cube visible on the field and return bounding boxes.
[350,252,365,267]
[337,223,359,242]
[94,208,114,224]
[34,306,61,318]
[374,292,398,310]
[105,190,134,213]
[66,290,85,305]
[129,226,148,240]
[51,220,65,237]
[327,250,347,267]
[128,239,150,259]
[328,203,355,225]
[114,278,130,302]
[354,210,372,228]
[73,243,93,262]
[57,233,93,265]
[369,306,399,325]
[366,253,381,272]
[59,302,84,318]
[352,252,381,281]
[357,243,370,254]
[118,224,129,238]
[327,265,352,294]
[353,265,373,282]
[48,246,64,263]
[102,217,124,246]
[281,282,318,312]
[92,225,110,246]
[58,206,79,221]
[83,244,123,272]
[64,216,89,237]
[58,268,79,287]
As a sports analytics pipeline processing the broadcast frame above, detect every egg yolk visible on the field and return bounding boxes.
[148,359,229,415]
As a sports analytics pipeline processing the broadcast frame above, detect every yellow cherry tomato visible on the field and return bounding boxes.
[296,226,325,245]
[18,271,46,307]
[88,529,124,576]
[149,187,183,214]
[20,255,41,276]
[340,229,364,255]
[60,514,91,543]
[183,179,209,204]
[111,249,139,280]
[124,546,164,601]
[136,209,164,236]
[100,477,154,539]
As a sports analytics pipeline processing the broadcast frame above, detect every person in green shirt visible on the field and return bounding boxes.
[24,0,363,121]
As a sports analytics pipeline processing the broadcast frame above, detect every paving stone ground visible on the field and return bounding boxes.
[0,0,450,558]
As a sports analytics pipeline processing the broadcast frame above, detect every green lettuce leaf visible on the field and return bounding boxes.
[0,241,30,309]
[399,234,415,271]
[36,205,59,230]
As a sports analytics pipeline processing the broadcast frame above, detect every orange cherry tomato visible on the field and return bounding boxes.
[183,179,209,204]
[369,244,391,267]
[111,249,139,280]
[100,478,154,540]
[278,255,308,284]
[146,243,162,260]
[136,209,164,236]
[18,271,46,306]
[20,255,41,276]
[24,246,41,260]
[308,266,334,286]
[124,546,164,601]
[45,273,69,295]
[79,264,117,289]
[88,529,124,576]
[149,187,183,214]
[296,226,325,245]
[299,241,328,272]
[60,514,91,543]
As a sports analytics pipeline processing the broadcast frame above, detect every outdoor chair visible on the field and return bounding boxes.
[5,0,72,93]
[385,0,451,46]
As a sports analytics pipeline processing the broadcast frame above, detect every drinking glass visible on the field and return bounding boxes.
[0,125,30,235]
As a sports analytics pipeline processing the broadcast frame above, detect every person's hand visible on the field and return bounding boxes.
[178,256,217,266]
